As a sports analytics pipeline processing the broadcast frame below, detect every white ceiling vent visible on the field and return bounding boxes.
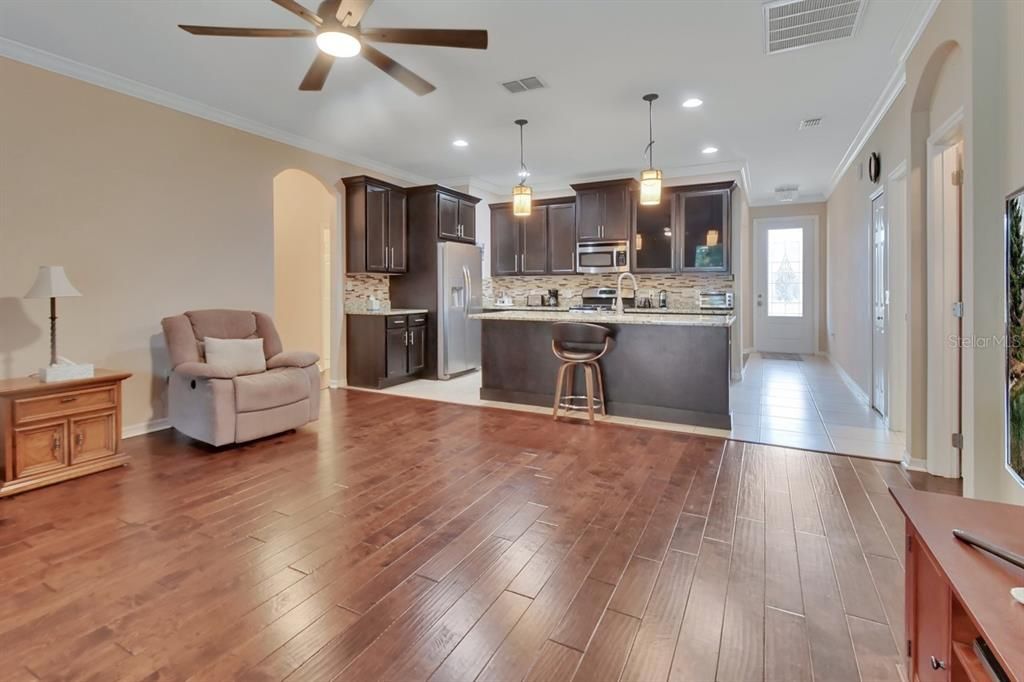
[763,0,866,54]
[775,184,800,202]
[501,76,546,94]
[799,117,823,129]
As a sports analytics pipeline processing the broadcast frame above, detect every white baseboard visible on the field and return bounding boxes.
[902,453,928,472]
[824,354,871,405]
[122,418,170,439]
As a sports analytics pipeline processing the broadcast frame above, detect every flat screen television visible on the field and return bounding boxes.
[1005,186,1024,487]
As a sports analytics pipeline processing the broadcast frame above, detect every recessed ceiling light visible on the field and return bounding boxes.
[682,98,703,109]
[702,146,718,154]
[452,139,469,148]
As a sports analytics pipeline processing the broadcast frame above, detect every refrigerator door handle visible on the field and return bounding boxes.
[463,266,472,311]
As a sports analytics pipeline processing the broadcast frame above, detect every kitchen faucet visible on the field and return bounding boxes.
[615,272,637,315]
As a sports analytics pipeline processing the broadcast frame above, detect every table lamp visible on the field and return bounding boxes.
[24,265,93,382]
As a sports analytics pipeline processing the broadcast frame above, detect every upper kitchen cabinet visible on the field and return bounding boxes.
[633,195,674,272]
[490,198,575,276]
[341,175,407,274]
[408,185,480,244]
[678,182,732,272]
[571,179,637,242]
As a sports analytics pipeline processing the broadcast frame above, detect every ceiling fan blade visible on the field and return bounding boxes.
[269,0,322,26]
[336,0,374,27]
[361,28,488,50]
[179,25,314,37]
[360,44,435,96]
[299,51,335,90]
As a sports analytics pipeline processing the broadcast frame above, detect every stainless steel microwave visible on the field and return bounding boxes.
[576,241,629,274]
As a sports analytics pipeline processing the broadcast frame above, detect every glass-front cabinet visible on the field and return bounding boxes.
[633,197,674,271]
[631,181,733,274]
[680,188,730,272]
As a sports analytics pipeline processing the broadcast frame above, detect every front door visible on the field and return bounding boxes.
[871,191,888,417]
[754,217,817,354]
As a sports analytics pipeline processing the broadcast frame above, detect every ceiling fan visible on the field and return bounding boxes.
[179,0,488,95]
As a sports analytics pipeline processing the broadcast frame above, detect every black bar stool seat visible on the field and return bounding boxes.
[551,322,614,423]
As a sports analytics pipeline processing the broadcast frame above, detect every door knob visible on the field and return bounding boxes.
[930,656,946,671]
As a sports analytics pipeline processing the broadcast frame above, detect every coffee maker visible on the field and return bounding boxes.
[543,288,560,307]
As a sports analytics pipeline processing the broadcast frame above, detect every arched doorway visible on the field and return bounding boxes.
[273,169,336,386]
[904,40,965,477]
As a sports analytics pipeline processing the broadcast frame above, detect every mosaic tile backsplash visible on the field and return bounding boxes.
[483,273,734,311]
[344,274,391,312]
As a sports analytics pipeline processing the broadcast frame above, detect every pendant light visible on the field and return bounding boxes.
[512,119,532,217]
[639,93,663,206]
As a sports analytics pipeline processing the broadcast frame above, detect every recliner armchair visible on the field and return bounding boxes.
[161,309,320,446]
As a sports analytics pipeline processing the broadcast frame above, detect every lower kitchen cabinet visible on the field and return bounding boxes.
[347,312,427,388]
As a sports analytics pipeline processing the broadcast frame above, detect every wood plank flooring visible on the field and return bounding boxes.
[0,389,958,681]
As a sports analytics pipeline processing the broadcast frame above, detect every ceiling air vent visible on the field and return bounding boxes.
[763,0,865,55]
[501,76,546,94]
[775,185,800,202]
[799,117,823,129]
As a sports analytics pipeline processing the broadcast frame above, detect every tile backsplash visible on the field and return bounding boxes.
[344,274,391,312]
[483,273,733,310]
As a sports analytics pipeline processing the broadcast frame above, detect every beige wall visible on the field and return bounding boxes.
[747,202,828,352]
[825,0,1024,503]
[0,57,385,430]
[273,169,335,367]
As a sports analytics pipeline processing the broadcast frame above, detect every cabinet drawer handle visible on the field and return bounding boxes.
[76,432,84,447]
[929,656,946,671]
[392,319,404,325]
[60,396,78,403]
[410,330,415,346]
[52,434,61,452]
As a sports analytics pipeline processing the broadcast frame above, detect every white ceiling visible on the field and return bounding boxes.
[0,0,934,204]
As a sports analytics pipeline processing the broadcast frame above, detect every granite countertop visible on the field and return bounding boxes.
[346,308,428,316]
[470,309,735,327]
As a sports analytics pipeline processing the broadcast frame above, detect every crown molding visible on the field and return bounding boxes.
[825,0,939,197]
[0,37,432,186]
[827,64,906,196]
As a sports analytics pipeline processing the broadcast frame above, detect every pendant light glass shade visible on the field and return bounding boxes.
[639,168,663,205]
[639,93,663,205]
[512,119,532,216]
[512,184,532,217]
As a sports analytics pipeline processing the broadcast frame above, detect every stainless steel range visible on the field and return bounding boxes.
[569,287,634,312]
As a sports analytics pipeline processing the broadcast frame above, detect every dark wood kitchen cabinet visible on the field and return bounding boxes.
[633,194,674,272]
[409,185,480,244]
[346,312,427,388]
[547,202,577,274]
[629,180,734,274]
[490,198,575,276]
[571,179,636,242]
[341,175,407,274]
[679,184,731,272]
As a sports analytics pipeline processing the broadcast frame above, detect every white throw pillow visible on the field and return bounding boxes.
[203,337,266,376]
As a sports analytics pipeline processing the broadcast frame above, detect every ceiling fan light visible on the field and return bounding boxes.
[512,185,532,217]
[639,168,663,206]
[316,30,361,58]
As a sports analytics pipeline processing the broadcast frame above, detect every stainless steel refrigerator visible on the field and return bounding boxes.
[436,242,482,379]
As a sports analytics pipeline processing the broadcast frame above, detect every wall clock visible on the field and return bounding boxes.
[868,152,882,183]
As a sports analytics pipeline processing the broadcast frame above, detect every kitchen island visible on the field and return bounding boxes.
[469,309,735,428]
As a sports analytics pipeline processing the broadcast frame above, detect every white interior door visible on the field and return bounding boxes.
[871,191,888,417]
[926,140,964,476]
[754,217,818,354]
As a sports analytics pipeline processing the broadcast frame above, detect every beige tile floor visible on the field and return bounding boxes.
[348,352,904,461]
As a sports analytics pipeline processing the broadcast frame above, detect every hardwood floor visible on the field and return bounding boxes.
[0,389,955,681]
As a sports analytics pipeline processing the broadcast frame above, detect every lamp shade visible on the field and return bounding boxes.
[512,184,532,217]
[24,266,82,299]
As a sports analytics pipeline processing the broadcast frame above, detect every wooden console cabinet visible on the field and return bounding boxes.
[892,487,1023,682]
[0,370,131,497]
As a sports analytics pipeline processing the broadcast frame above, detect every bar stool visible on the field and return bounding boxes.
[551,322,614,424]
